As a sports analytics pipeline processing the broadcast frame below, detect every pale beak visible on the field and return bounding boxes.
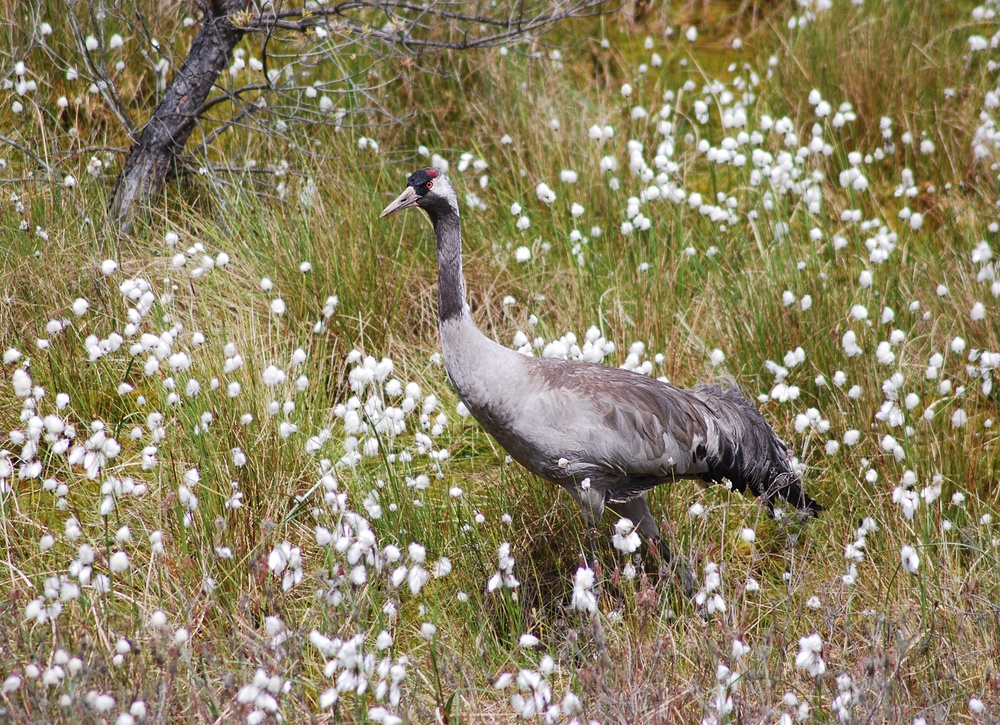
[380,186,419,218]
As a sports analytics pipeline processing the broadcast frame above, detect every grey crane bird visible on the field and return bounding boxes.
[381,169,822,585]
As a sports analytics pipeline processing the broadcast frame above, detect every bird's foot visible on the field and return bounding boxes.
[651,537,696,598]
[676,560,697,599]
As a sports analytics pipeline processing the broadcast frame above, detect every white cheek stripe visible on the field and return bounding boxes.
[435,177,460,217]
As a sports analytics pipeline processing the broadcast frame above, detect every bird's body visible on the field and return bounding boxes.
[442,317,723,498]
[381,169,821,575]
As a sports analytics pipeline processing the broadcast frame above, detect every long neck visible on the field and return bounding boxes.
[427,204,467,323]
[425,200,519,418]
[424,197,525,420]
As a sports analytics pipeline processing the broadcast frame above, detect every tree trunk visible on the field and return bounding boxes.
[110,0,247,233]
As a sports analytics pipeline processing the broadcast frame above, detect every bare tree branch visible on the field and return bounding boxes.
[1,0,608,233]
[255,0,607,50]
[63,0,136,136]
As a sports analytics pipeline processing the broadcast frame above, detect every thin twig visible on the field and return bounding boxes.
[0,133,53,175]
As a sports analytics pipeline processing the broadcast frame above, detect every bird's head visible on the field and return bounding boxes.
[380,168,458,220]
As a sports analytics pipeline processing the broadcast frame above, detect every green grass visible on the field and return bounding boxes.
[2,0,1000,722]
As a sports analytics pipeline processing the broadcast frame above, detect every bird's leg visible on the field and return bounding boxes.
[657,538,696,597]
[608,494,695,597]
[570,486,606,575]
[648,536,696,598]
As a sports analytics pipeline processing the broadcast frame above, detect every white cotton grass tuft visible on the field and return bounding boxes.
[570,567,597,613]
[487,542,519,592]
[900,545,920,574]
[611,518,641,553]
[2,674,22,694]
[535,182,556,204]
[11,369,31,399]
[695,561,726,615]
[263,366,287,386]
[731,639,750,660]
[795,633,826,677]
[267,541,303,591]
[518,633,540,648]
[109,551,129,573]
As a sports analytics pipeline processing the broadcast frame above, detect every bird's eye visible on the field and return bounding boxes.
[426,181,433,189]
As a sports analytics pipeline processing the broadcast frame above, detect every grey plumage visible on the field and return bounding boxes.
[381,169,821,574]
